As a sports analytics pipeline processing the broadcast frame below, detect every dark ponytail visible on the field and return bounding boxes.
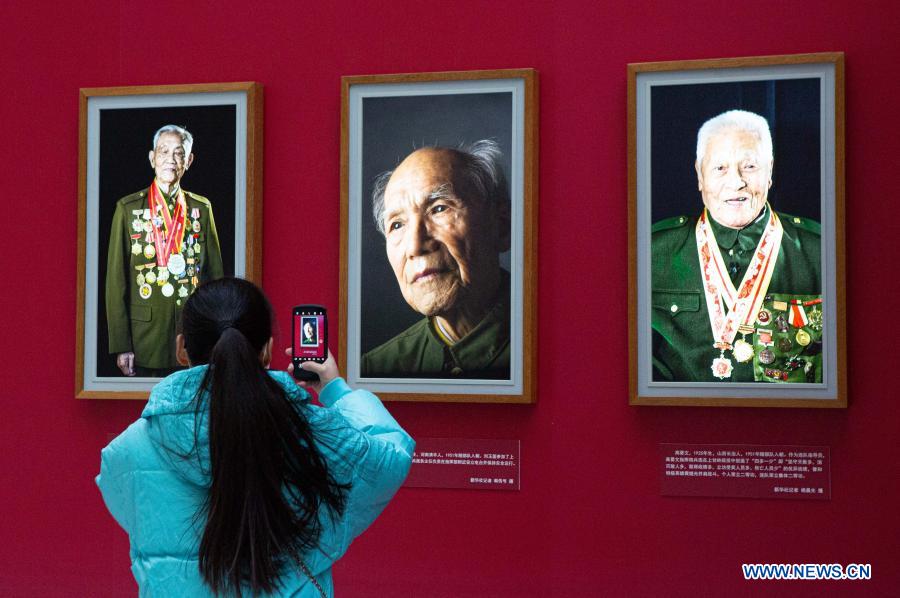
[180,278,347,595]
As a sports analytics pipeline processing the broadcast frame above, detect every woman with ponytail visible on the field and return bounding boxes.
[97,278,414,596]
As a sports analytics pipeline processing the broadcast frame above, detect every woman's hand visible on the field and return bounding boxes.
[284,348,340,394]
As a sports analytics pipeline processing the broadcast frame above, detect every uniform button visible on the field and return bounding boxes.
[450,367,463,375]
[670,304,678,313]
[793,217,801,224]
[728,249,734,256]
[678,217,685,223]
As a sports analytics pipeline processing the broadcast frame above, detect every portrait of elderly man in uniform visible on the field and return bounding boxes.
[106,124,224,376]
[652,110,823,383]
[301,318,318,346]
[361,139,511,379]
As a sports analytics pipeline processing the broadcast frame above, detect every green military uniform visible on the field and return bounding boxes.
[361,274,510,379]
[652,206,822,383]
[106,186,224,371]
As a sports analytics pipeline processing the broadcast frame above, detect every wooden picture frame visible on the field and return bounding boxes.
[76,82,263,399]
[340,69,538,403]
[628,53,845,407]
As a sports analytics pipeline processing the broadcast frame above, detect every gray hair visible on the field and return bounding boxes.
[152,124,194,156]
[696,110,772,166]
[371,139,509,236]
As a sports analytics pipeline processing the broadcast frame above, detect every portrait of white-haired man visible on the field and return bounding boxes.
[652,109,823,383]
[106,124,224,377]
[361,139,511,379]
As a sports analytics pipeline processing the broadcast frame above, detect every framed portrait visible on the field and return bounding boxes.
[340,69,538,403]
[76,82,263,399]
[628,53,846,408]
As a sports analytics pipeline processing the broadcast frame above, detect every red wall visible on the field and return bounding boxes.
[1,1,897,596]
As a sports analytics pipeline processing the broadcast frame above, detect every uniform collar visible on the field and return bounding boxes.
[708,204,769,252]
[427,271,510,371]
[154,180,181,202]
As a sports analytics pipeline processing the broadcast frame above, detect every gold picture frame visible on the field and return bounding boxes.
[628,53,846,407]
[76,82,263,399]
[340,69,538,403]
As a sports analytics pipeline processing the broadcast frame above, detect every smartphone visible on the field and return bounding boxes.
[292,305,327,381]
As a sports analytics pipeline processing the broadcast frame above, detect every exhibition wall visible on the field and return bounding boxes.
[1,1,898,595]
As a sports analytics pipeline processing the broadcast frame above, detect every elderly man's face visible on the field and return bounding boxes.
[696,128,772,229]
[303,322,314,339]
[149,132,193,187]
[382,148,505,317]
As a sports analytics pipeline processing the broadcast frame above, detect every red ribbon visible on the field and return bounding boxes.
[148,180,186,267]
[789,299,809,328]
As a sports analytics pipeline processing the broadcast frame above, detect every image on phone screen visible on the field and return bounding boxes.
[293,312,325,360]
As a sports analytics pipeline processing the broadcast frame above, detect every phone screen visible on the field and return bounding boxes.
[293,309,326,360]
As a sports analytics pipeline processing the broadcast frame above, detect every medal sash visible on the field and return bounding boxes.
[148,180,186,267]
[695,206,783,350]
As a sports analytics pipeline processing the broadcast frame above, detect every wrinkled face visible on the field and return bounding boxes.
[149,132,192,186]
[382,149,504,317]
[696,128,772,229]
[303,322,314,338]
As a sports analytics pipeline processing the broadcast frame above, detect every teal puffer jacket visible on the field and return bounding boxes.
[97,367,414,597]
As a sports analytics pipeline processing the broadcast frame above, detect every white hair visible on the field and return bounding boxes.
[371,139,509,236]
[152,124,193,156]
[695,110,772,166]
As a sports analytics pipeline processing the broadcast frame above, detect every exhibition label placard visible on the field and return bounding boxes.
[405,438,520,491]
[660,443,831,500]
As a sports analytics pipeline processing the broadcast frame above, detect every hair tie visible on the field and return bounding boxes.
[217,321,236,334]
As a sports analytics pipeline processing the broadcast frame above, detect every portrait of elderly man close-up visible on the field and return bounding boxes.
[361,139,511,379]
[106,124,224,377]
[652,110,823,383]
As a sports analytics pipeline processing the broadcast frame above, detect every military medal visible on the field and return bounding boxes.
[732,340,754,363]
[161,282,174,297]
[192,219,201,233]
[178,284,188,298]
[143,243,156,259]
[732,324,755,363]
[756,309,772,325]
[131,239,142,255]
[136,273,145,286]
[778,337,793,352]
[139,283,152,299]
[167,252,186,277]
[775,314,789,332]
[795,329,811,346]
[142,220,152,233]
[759,348,776,365]
[711,354,734,379]
[757,329,773,346]
[145,270,156,284]
[808,306,823,332]
[132,218,142,232]
[696,206,783,379]
[194,242,201,254]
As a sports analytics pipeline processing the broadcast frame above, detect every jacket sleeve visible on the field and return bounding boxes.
[203,202,224,280]
[316,377,414,553]
[106,200,132,354]
[96,421,143,535]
